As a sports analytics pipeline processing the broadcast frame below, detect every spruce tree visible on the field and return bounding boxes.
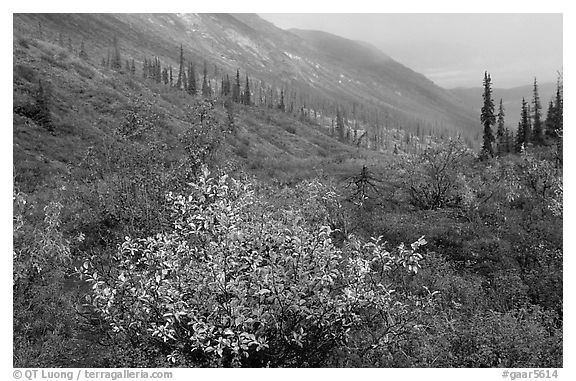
[278,89,285,112]
[244,75,251,105]
[480,71,496,158]
[169,65,173,87]
[143,58,148,79]
[176,44,185,90]
[232,69,241,103]
[545,100,556,139]
[111,36,122,70]
[516,98,530,152]
[162,67,169,85]
[496,99,505,154]
[554,74,563,166]
[532,77,544,145]
[153,58,160,82]
[130,59,136,76]
[556,76,563,135]
[526,104,532,142]
[551,75,563,138]
[336,108,346,141]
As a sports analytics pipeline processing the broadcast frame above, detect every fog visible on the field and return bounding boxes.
[259,13,563,89]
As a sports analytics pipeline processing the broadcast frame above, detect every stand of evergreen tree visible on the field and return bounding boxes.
[243,75,251,105]
[545,75,563,141]
[532,78,544,145]
[336,108,346,142]
[278,89,285,112]
[516,98,531,153]
[221,74,231,97]
[480,71,496,158]
[232,69,241,103]
[176,44,185,90]
[110,36,122,70]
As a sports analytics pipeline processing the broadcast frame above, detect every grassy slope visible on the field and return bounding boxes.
[13,30,392,195]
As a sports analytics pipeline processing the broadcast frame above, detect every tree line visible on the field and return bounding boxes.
[96,35,466,153]
[480,71,563,162]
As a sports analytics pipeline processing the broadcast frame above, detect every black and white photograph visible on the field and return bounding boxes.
[10,2,566,376]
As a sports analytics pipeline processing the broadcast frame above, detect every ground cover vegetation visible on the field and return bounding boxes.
[13,24,562,368]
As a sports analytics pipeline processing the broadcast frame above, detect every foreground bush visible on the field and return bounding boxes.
[78,168,429,367]
[13,190,82,366]
[400,139,472,210]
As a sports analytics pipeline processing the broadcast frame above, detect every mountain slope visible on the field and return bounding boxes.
[14,13,479,138]
[12,24,383,193]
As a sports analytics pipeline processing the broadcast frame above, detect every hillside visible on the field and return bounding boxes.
[12,13,563,369]
[13,13,479,138]
[13,22,383,193]
[13,12,482,191]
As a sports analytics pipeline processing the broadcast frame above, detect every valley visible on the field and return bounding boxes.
[12,13,563,369]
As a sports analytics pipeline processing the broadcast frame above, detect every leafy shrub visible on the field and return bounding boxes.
[178,100,225,178]
[117,95,165,140]
[78,168,429,367]
[13,189,80,367]
[440,307,562,367]
[400,139,471,210]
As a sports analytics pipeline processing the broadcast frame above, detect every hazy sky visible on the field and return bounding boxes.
[258,13,563,88]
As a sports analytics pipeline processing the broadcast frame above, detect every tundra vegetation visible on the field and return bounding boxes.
[13,20,562,368]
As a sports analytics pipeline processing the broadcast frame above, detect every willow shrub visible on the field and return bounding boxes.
[78,167,430,367]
